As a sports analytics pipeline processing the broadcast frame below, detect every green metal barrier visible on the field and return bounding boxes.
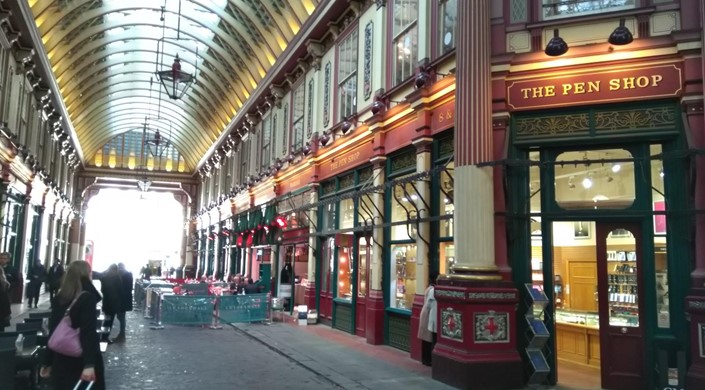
[217,294,269,323]
[161,295,214,325]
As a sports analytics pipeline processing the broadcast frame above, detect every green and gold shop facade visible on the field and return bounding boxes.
[498,57,698,390]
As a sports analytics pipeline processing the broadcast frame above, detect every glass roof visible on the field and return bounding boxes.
[29,0,318,172]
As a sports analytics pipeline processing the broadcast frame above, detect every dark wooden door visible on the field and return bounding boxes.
[319,238,334,321]
[355,234,370,337]
[596,222,645,390]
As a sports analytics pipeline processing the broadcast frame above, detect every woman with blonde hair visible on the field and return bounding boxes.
[40,261,105,389]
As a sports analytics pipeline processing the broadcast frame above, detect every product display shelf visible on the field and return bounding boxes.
[524,283,551,385]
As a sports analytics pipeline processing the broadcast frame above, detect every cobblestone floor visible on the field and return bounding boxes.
[104,312,338,389]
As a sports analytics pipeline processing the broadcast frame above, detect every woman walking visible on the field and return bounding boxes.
[40,261,105,389]
[0,267,11,329]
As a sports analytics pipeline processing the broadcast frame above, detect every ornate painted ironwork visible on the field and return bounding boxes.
[594,106,677,132]
[515,114,590,138]
[282,104,288,157]
[339,174,355,189]
[324,62,331,127]
[307,79,314,138]
[390,150,417,174]
[321,180,336,196]
[363,21,374,100]
[439,135,454,158]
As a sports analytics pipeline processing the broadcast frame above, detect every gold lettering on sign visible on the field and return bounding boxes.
[330,151,361,171]
[438,109,454,123]
[519,75,664,100]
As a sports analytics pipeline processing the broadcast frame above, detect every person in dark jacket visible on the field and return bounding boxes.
[244,278,260,294]
[100,264,123,340]
[0,266,11,329]
[0,252,19,301]
[40,260,105,390]
[47,258,65,303]
[112,263,133,343]
[27,259,47,308]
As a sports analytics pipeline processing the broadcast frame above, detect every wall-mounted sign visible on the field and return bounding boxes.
[507,64,683,111]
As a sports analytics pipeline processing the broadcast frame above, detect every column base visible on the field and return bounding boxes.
[433,348,523,390]
[686,294,705,389]
[366,289,385,345]
[432,278,523,390]
[304,284,316,311]
[410,293,425,361]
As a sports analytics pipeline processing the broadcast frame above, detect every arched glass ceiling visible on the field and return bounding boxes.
[29,0,318,172]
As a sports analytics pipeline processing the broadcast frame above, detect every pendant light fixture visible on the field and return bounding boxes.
[608,19,633,46]
[545,29,569,57]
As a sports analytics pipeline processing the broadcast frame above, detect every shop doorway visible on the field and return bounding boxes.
[548,221,644,390]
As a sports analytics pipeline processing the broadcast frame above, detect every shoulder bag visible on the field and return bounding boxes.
[48,291,87,357]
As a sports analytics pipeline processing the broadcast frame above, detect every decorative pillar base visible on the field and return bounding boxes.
[410,293,425,361]
[366,289,385,345]
[432,278,523,390]
[304,284,316,311]
[686,294,705,389]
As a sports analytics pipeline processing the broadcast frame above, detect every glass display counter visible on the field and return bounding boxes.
[555,309,601,368]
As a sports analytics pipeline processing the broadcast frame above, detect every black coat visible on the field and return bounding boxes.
[29,264,47,285]
[45,279,105,390]
[100,273,122,316]
[0,282,10,327]
[47,264,65,289]
[2,264,19,290]
[119,269,133,312]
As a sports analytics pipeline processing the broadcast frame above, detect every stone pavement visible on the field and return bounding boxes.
[7,293,598,390]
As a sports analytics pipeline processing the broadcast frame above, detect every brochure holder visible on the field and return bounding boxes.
[524,283,550,385]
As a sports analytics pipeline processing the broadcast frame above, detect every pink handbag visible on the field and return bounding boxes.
[48,292,86,357]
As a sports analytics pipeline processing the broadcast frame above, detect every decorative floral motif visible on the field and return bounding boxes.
[307,79,314,138]
[441,308,463,341]
[594,107,676,131]
[474,311,509,343]
[516,114,590,138]
[323,62,331,127]
[363,21,373,100]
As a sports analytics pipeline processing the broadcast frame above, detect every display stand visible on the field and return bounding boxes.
[524,283,550,385]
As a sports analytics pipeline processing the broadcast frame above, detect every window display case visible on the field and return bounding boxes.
[555,309,601,368]
[391,244,416,310]
[555,309,599,328]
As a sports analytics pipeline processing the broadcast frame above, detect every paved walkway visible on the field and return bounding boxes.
[8,292,600,390]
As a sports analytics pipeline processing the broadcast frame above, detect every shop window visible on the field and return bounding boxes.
[392,0,419,86]
[605,229,638,327]
[439,241,454,275]
[542,0,635,20]
[650,144,669,328]
[358,236,370,298]
[337,246,353,300]
[339,198,355,230]
[321,203,336,232]
[554,149,635,210]
[321,237,334,293]
[338,27,358,121]
[358,194,374,227]
[292,83,305,151]
[390,178,419,241]
[438,0,457,56]
[391,244,417,310]
[439,162,454,238]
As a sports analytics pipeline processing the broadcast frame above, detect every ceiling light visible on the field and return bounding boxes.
[582,176,593,189]
[659,167,664,178]
[608,18,634,46]
[156,54,195,100]
[545,29,568,57]
[611,163,621,173]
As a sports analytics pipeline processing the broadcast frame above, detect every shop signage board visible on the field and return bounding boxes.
[507,63,683,111]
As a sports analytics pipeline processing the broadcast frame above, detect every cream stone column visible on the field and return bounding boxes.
[307,187,318,286]
[450,0,497,279]
[414,139,432,291]
[369,158,386,290]
[432,1,522,387]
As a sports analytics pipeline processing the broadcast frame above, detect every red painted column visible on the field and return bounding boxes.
[431,1,522,389]
[686,5,705,384]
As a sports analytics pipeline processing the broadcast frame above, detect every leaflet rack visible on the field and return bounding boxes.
[524,283,550,385]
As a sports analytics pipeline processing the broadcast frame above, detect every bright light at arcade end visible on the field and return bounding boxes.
[545,18,634,57]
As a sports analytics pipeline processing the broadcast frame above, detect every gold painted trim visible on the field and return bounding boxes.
[452,265,499,272]
[448,274,503,281]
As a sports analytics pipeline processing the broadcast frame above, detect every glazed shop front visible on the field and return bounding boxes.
[504,62,693,390]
